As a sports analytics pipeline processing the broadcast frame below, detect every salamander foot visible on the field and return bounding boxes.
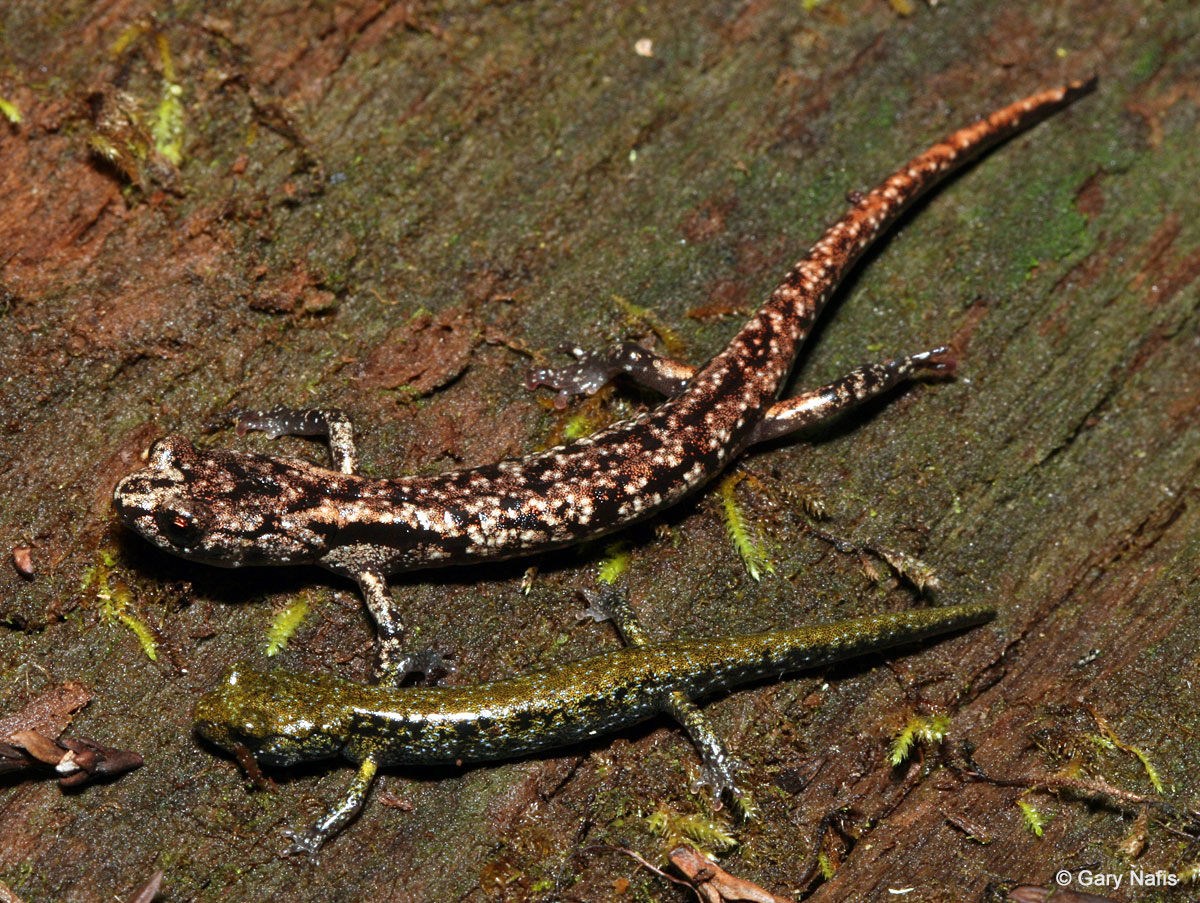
[526,341,694,408]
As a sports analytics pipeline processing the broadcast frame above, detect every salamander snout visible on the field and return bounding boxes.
[112,435,197,526]
[194,667,350,767]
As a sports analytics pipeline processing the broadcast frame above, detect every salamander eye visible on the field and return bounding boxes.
[155,508,204,548]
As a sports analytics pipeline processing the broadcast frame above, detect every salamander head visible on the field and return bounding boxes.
[112,436,339,567]
[194,666,353,768]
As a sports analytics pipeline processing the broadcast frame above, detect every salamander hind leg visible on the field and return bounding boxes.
[748,347,956,445]
[235,406,360,474]
[281,757,379,856]
[583,587,753,813]
[662,691,755,818]
[526,341,695,409]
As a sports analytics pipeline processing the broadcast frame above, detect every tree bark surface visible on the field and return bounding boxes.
[1,2,1197,901]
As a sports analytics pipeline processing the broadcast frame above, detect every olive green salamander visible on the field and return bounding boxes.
[194,602,993,854]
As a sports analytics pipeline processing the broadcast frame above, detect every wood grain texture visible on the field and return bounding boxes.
[0,1,1197,901]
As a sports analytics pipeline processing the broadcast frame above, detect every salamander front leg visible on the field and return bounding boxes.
[358,570,409,681]
[357,570,452,684]
[234,406,360,474]
[281,757,379,856]
[580,583,651,646]
[526,341,695,408]
[748,347,956,445]
[583,586,753,813]
[662,692,753,816]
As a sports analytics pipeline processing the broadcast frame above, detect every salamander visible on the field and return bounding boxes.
[113,81,1093,676]
[194,602,994,854]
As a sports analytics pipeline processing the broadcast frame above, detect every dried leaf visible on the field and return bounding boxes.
[0,683,91,740]
[7,729,64,765]
[669,846,795,903]
[0,725,143,788]
[358,305,479,395]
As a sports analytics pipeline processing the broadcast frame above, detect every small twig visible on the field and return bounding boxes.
[582,844,702,902]
[960,759,1200,838]
[965,767,1157,807]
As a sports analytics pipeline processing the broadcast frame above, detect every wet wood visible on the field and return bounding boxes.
[1,1,1198,901]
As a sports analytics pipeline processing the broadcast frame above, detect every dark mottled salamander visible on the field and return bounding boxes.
[114,81,1092,675]
[195,602,994,854]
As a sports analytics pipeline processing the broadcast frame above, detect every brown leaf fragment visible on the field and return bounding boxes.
[679,193,737,243]
[124,870,164,903]
[7,729,64,765]
[686,294,751,320]
[377,789,415,810]
[668,846,796,903]
[0,682,91,741]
